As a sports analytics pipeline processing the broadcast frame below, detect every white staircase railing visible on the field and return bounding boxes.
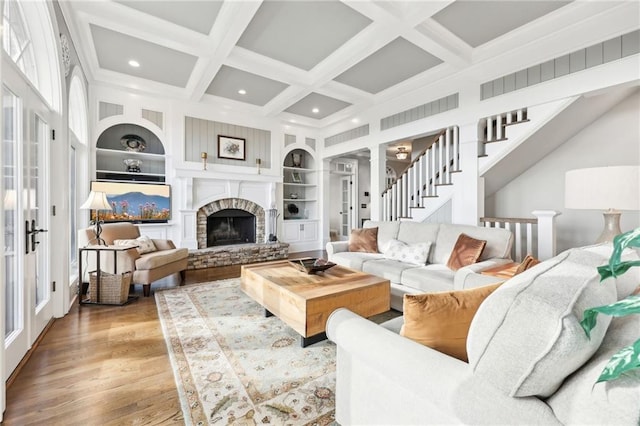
[480,210,561,261]
[382,126,459,221]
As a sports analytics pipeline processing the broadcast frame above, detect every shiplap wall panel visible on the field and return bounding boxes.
[325,124,369,147]
[184,116,271,168]
[98,101,123,120]
[285,134,296,147]
[622,31,640,56]
[380,93,459,131]
[481,30,639,100]
[305,138,316,151]
[142,109,163,129]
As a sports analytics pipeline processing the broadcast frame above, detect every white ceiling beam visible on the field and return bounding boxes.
[66,1,210,57]
[187,1,263,102]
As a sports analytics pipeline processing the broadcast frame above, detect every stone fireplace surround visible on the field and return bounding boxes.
[197,198,264,249]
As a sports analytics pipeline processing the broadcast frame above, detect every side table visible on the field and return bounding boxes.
[78,245,138,306]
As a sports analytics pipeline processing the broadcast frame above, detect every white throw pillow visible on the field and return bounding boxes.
[383,239,431,266]
[114,235,157,254]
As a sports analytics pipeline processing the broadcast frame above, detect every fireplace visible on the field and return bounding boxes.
[197,198,265,249]
[207,209,256,246]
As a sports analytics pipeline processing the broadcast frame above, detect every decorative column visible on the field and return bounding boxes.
[532,210,561,260]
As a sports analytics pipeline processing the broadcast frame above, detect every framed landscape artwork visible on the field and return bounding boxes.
[218,135,246,160]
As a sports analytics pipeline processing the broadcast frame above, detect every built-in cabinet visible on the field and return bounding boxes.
[95,123,166,183]
[281,147,319,252]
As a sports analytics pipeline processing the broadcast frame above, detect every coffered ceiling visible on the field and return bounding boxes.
[60,1,637,128]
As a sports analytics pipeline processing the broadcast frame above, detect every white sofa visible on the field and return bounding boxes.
[326,221,514,311]
[327,244,640,425]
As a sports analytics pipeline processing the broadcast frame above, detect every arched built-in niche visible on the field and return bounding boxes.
[95,123,166,182]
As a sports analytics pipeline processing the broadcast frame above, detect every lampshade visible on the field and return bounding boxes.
[395,147,409,160]
[565,166,640,210]
[80,191,112,211]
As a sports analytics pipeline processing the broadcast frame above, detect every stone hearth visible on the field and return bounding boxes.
[187,242,289,270]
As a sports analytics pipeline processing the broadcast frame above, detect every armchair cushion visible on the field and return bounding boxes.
[114,235,157,254]
[135,248,189,270]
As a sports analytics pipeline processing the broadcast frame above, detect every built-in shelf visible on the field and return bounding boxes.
[95,123,166,183]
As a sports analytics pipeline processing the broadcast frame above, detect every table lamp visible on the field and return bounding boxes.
[565,165,640,243]
[80,190,113,245]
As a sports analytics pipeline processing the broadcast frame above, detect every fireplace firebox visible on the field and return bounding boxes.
[207,209,256,247]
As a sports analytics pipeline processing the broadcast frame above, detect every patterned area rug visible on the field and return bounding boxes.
[155,278,339,425]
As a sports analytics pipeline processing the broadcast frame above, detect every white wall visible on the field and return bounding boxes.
[486,89,640,252]
[357,156,371,224]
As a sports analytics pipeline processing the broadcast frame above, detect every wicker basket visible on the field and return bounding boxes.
[88,270,132,304]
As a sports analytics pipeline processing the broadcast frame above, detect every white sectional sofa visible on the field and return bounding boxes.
[327,244,640,425]
[326,220,514,311]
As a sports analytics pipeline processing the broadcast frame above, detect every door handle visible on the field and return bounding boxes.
[26,219,48,253]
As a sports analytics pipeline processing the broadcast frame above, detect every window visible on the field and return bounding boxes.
[2,0,37,88]
[68,74,88,280]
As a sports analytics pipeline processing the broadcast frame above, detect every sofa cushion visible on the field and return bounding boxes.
[582,243,640,299]
[362,259,421,283]
[467,248,616,397]
[114,235,157,254]
[396,222,439,248]
[401,282,502,362]
[546,314,640,425]
[514,254,540,275]
[433,224,512,265]
[364,221,400,255]
[349,227,378,253]
[135,248,188,270]
[330,251,384,270]
[383,239,431,266]
[446,233,486,271]
[400,264,455,293]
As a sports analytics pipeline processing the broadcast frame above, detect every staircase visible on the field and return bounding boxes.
[381,98,580,223]
[381,126,460,221]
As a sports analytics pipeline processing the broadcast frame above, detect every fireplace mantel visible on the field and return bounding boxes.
[174,169,280,249]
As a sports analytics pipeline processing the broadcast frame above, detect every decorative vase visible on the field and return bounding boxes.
[291,152,302,168]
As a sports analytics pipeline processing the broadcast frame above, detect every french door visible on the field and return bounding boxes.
[3,76,52,377]
[339,176,352,239]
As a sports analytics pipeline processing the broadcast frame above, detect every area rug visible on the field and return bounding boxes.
[155,278,338,425]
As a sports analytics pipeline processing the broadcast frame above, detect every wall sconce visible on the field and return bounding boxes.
[201,152,207,170]
[256,158,262,174]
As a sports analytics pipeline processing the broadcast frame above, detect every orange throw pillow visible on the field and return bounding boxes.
[515,254,541,275]
[446,233,487,270]
[400,282,502,362]
[348,227,378,253]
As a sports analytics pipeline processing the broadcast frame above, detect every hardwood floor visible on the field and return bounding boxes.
[2,251,324,425]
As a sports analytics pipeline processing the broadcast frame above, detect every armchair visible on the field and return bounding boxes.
[78,222,188,296]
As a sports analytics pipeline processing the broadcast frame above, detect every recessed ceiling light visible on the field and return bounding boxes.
[128,60,140,68]
[290,119,296,123]
[312,108,319,114]
[238,89,246,95]
[351,118,360,124]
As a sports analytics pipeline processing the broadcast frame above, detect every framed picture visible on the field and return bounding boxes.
[217,135,246,160]
[291,171,303,183]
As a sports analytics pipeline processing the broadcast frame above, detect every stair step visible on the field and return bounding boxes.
[483,137,509,144]
[422,195,439,198]
[435,183,453,187]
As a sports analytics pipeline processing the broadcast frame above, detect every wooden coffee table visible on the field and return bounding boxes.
[241,260,390,347]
